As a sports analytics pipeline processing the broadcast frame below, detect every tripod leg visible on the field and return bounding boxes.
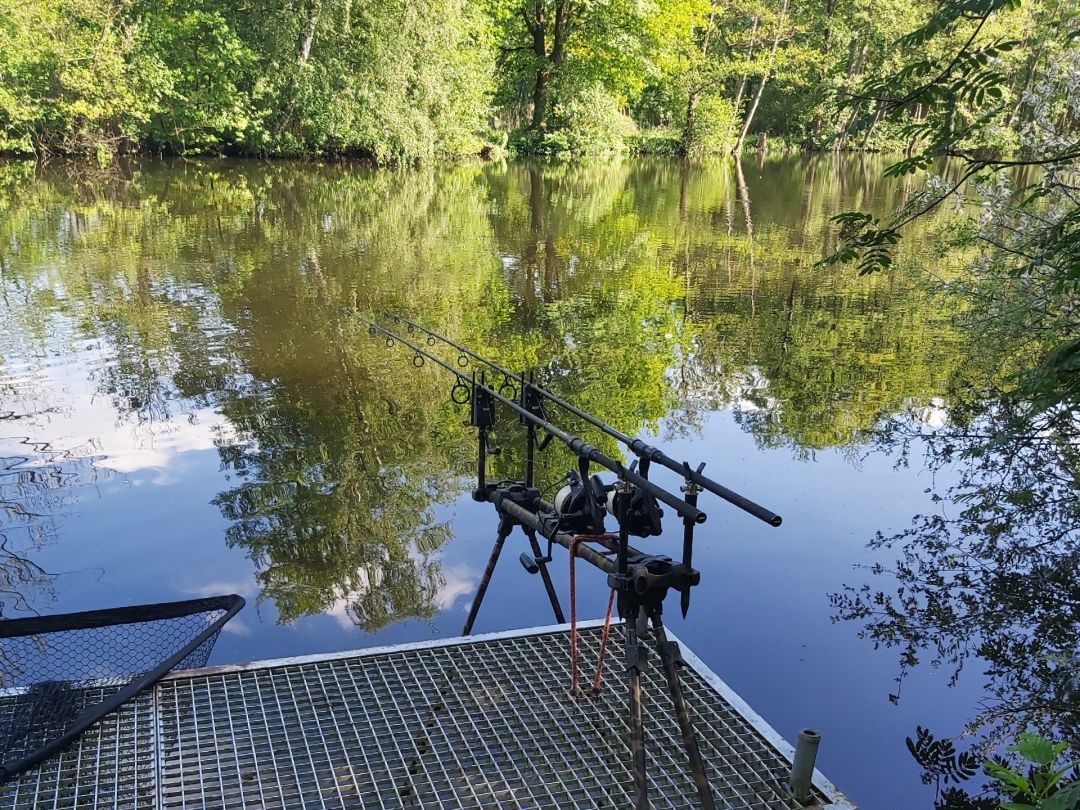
[526,529,565,624]
[462,518,513,635]
[651,618,715,810]
[625,624,649,810]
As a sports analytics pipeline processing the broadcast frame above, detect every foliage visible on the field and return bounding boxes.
[986,733,1080,810]
[831,395,1080,745]
[626,128,683,156]
[0,0,1072,158]
[909,725,982,788]
[546,83,637,155]
[507,83,635,156]
[0,0,155,156]
[822,0,1079,402]
[818,8,1080,793]
[906,729,1080,810]
[0,0,496,162]
[686,94,737,155]
[134,0,261,153]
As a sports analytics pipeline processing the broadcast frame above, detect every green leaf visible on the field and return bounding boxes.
[986,760,1033,794]
[1042,782,1080,810]
[1014,733,1057,766]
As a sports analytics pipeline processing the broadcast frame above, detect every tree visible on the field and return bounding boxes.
[0,0,498,161]
[823,0,1080,755]
[0,0,158,157]
[491,0,685,150]
[731,0,792,152]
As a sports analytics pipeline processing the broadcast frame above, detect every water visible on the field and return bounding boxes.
[0,155,986,807]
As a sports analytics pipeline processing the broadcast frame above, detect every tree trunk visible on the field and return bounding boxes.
[680,92,699,156]
[298,0,322,65]
[681,1,721,156]
[732,0,786,155]
[1010,40,1049,126]
[550,0,569,65]
[276,0,322,135]
[528,0,571,131]
[531,67,549,129]
[860,103,883,149]
[733,78,766,153]
[732,15,760,115]
[835,41,869,150]
[810,0,837,145]
[525,2,548,130]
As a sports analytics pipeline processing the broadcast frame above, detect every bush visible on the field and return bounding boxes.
[510,83,635,157]
[627,128,682,156]
[687,94,737,156]
[551,83,635,154]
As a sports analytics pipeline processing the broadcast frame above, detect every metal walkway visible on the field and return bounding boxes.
[2,622,853,809]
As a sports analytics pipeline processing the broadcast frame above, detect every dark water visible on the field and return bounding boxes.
[0,156,982,807]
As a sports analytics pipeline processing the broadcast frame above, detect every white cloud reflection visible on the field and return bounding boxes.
[25,358,237,483]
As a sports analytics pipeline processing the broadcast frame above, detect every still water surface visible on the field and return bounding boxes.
[1,156,978,808]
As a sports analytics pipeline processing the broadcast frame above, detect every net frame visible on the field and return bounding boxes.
[0,594,244,784]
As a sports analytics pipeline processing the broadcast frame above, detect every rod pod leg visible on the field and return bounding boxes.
[625,623,649,810]
[462,517,514,635]
[525,529,565,624]
[651,616,715,810]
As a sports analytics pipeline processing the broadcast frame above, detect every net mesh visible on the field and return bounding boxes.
[0,595,243,784]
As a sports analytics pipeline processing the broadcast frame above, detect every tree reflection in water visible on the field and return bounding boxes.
[0,439,105,616]
[832,398,1079,801]
[0,157,970,631]
[5,156,1078,804]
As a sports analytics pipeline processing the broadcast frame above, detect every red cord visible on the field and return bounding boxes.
[569,536,583,694]
[568,534,618,695]
[593,588,616,692]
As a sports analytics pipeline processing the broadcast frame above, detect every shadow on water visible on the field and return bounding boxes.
[0,155,1075,805]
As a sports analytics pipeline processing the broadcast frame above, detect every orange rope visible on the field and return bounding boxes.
[593,588,616,692]
[568,534,618,695]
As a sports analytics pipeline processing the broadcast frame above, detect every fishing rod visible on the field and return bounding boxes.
[381,311,782,527]
[360,316,705,525]
[363,313,718,809]
[359,312,795,810]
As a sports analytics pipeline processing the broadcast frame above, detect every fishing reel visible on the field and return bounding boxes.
[552,470,608,534]
[552,470,664,538]
[606,483,663,538]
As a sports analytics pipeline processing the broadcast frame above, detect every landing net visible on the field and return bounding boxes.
[0,594,243,784]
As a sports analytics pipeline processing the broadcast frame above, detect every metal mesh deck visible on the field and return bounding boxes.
[2,623,852,809]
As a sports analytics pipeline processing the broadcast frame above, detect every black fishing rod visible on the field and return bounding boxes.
[360,317,706,525]
[363,313,749,810]
[382,311,782,527]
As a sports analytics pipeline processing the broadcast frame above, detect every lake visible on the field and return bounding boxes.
[0,155,987,808]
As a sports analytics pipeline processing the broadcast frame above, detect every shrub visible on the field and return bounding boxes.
[627,128,682,156]
[687,94,737,156]
[510,83,635,157]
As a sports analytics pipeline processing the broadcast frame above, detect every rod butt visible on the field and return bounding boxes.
[788,728,821,803]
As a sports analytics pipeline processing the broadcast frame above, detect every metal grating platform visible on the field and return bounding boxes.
[2,622,854,809]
